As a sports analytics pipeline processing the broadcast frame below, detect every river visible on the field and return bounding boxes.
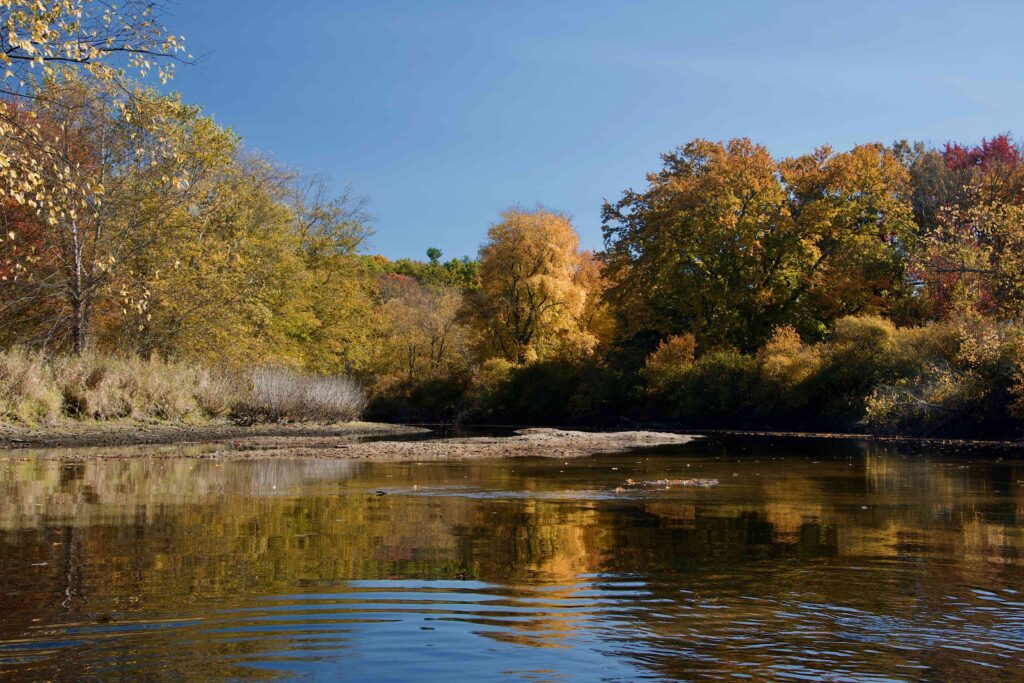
[1,435,1023,681]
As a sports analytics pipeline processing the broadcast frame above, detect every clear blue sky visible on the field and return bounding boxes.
[168,0,1023,260]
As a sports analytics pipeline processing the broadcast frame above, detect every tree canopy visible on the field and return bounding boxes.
[602,138,913,351]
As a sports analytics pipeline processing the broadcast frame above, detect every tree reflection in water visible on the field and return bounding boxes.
[1,438,1023,680]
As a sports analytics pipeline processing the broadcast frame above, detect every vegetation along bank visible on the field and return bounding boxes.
[2,6,1024,440]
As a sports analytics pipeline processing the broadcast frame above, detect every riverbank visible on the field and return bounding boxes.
[0,423,695,461]
[205,428,696,461]
[690,428,1024,450]
[0,420,428,450]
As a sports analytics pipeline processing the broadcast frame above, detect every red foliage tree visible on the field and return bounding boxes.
[943,134,1022,172]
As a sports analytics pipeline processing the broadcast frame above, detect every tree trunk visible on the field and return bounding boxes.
[70,294,90,355]
[69,219,90,355]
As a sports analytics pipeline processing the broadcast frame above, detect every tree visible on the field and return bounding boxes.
[471,208,592,363]
[110,154,307,364]
[291,175,378,376]
[0,1,187,241]
[0,0,185,91]
[426,247,442,265]
[602,138,798,351]
[780,142,915,327]
[909,135,1024,319]
[0,73,235,353]
[104,155,379,373]
[574,251,617,352]
[602,138,914,352]
[378,276,470,381]
[368,252,480,290]
[915,197,1024,320]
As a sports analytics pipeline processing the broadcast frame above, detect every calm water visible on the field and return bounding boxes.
[1,436,1023,681]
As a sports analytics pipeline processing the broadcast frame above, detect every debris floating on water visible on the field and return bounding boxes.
[622,478,719,489]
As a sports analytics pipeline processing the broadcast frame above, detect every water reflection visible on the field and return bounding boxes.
[1,438,1023,680]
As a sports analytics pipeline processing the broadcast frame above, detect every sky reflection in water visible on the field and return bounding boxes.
[1,436,1023,681]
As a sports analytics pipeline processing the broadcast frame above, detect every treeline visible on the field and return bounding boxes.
[369,137,1024,439]
[2,2,1024,436]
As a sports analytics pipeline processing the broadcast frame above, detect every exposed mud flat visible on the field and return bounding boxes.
[196,428,697,462]
[0,427,695,461]
[0,420,428,451]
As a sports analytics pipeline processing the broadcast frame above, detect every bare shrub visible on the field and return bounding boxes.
[300,374,367,422]
[238,367,366,423]
[194,367,244,417]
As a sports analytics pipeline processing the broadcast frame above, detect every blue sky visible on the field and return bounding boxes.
[168,0,1024,260]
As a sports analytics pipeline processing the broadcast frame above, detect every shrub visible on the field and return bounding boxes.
[658,348,761,424]
[830,315,897,348]
[1012,364,1024,421]
[237,367,366,423]
[642,334,696,394]
[757,326,821,405]
[127,357,200,420]
[366,375,471,423]
[864,363,980,435]
[804,316,902,426]
[194,367,245,417]
[0,350,258,424]
[891,322,960,370]
[467,358,518,417]
[951,319,1024,433]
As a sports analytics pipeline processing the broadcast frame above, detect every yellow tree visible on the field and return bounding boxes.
[602,138,914,351]
[780,143,915,326]
[378,276,471,382]
[0,73,232,353]
[110,155,309,365]
[574,251,617,352]
[291,177,378,377]
[0,1,187,244]
[472,208,591,363]
[109,156,379,373]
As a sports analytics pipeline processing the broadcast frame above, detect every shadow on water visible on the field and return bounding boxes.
[1,436,1024,680]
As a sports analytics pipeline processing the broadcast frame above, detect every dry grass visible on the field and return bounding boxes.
[0,348,63,423]
[0,350,367,426]
[194,367,246,417]
[52,354,200,420]
[237,367,367,424]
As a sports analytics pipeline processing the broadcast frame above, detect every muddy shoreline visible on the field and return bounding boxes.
[0,424,696,461]
[5,416,1024,461]
[0,420,429,450]
[692,428,1024,450]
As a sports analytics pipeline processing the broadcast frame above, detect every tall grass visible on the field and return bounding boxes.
[0,348,63,423]
[237,367,367,423]
[0,350,365,425]
[53,354,204,420]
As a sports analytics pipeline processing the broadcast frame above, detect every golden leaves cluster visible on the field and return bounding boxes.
[0,1,185,264]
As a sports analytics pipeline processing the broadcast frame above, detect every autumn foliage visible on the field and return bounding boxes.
[1,4,1024,435]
